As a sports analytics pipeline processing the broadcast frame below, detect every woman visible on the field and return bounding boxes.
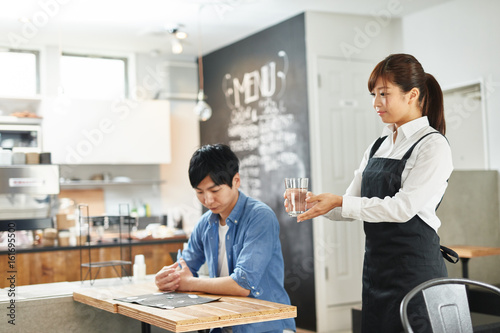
[289,54,457,332]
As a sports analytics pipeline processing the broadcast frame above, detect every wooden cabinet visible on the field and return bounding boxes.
[40,98,171,164]
[0,240,185,287]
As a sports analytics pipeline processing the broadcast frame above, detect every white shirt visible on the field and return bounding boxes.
[325,116,453,232]
[218,223,230,277]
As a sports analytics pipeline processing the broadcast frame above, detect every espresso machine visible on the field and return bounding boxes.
[0,165,60,232]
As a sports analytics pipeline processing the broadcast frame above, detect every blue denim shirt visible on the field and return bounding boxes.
[181,190,296,333]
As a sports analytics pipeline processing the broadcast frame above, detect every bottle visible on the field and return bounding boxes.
[133,254,146,280]
[137,200,146,217]
[130,200,138,218]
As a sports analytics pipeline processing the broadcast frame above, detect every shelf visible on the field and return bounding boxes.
[0,115,42,124]
[0,95,42,118]
[81,260,133,284]
[60,179,165,188]
[0,95,42,102]
[0,218,52,231]
[81,260,132,268]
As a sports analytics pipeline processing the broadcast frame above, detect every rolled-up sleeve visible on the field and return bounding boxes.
[182,217,208,277]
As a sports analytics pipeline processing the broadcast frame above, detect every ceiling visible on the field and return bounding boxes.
[0,0,452,60]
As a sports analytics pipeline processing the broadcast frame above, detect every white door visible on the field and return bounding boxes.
[316,57,382,307]
[443,83,488,169]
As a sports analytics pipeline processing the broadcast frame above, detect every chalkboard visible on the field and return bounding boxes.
[200,13,315,330]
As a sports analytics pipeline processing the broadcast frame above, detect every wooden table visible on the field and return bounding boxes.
[448,245,500,278]
[73,282,296,332]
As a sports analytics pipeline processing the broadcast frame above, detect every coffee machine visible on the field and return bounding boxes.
[0,165,60,231]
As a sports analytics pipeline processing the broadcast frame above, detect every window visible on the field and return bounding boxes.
[60,54,128,99]
[0,49,40,96]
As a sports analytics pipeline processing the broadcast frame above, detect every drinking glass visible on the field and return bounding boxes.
[284,178,308,216]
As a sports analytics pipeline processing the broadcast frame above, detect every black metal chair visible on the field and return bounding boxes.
[400,277,500,333]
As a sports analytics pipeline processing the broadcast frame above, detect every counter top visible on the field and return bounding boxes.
[0,276,156,303]
[0,236,186,288]
[0,234,188,254]
[0,277,158,333]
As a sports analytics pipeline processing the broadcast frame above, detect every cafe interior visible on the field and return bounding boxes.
[1,0,500,332]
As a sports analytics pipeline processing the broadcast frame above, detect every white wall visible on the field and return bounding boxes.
[133,54,202,231]
[401,0,500,170]
[305,11,403,332]
[305,11,402,62]
[159,101,202,233]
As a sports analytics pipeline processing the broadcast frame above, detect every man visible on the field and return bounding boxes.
[155,144,295,333]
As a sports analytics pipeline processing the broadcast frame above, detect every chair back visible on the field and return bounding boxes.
[400,278,500,333]
[422,283,472,332]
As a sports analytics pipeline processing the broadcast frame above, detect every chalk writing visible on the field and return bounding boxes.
[223,50,306,198]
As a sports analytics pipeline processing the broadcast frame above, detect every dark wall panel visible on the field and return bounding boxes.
[200,13,315,330]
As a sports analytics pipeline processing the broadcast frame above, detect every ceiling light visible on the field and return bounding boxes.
[167,27,188,40]
[171,39,183,54]
[174,31,188,40]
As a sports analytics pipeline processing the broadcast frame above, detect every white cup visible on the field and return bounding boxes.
[0,149,12,165]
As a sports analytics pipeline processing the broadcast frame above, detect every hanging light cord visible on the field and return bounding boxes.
[197,5,204,93]
[193,4,212,121]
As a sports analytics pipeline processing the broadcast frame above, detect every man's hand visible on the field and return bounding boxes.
[155,262,180,291]
[155,258,195,291]
[175,258,196,291]
[156,258,252,296]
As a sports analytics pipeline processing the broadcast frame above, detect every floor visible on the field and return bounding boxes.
[297,328,352,333]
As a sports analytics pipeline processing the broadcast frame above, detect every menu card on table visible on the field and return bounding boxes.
[115,292,219,310]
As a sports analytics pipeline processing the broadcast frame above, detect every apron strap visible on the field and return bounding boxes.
[440,245,460,264]
[369,131,444,160]
[369,136,388,158]
[402,131,441,160]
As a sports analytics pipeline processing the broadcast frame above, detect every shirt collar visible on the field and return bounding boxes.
[207,190,247,226]
[381,116,429,140]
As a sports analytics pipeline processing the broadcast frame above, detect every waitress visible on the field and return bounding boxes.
[289,54,457,332]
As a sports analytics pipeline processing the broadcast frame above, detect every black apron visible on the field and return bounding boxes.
[360,132,457,333]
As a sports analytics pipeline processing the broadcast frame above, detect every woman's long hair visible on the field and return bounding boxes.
[367,54,446,135]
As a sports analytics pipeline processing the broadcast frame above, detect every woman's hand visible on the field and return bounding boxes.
[297,192,343,222]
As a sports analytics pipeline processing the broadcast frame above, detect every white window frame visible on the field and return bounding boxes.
[60,51,132,99]
[0,48,40,96]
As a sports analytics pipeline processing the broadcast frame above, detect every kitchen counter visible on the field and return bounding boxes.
[0,276,165,333]
[0,236,188,288]
[0,234,188,254]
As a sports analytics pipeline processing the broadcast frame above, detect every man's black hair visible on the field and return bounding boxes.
[189,144,240,188]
